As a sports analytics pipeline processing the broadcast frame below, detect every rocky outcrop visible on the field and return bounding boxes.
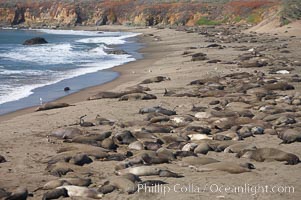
[0,0,286,28]
[23,37,48,45]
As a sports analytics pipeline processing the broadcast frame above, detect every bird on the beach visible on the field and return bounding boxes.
[39,97,43,105]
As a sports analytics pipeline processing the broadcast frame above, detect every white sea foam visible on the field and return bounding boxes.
[0,53,135,105]
[0,69,51,76]
[76,33,140,45]
[0,30,140,105]
[1,27,18,30]
[35,29,126,37]
[0,84,44,104]
[1,43,108,65]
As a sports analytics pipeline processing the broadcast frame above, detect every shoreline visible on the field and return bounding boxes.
[0,26,162,122]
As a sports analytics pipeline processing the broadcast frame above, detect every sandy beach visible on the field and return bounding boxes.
[0,24,301,200]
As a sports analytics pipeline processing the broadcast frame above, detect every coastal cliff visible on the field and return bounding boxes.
[0,0,297,28]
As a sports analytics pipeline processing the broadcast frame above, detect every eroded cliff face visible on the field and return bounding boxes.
[0,0,281,28]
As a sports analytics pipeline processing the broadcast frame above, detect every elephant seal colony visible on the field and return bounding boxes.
[0,25,301,200]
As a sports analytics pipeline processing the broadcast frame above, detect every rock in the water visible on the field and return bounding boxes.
[64,87,70,92]
[23,37,48,45]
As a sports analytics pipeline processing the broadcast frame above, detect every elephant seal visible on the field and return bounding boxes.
[224,143,257,153]
[98,184,116,194]
[116,166,161,176]
[188,134,212,141]
[125,85,151,92]
[178,156,219,167]
[56,186,103,199]
[237,148,300,165]
[263,82,294,91]
[119,93,157,101]
[0,188,10,199]
[101,138,118,150]
[5,187,28,200]
[156,148,176,161]
[51,127,82,139]
[46,162,92,177]
[69,154,93,166]
[159,170,182,178]
[206,140,237,152]
[42,188,68,200]
[140,76,170,84]
[36,177,92,191]
[70,132,111,145]
[109,176,138,194]
[192,162,255,174]
[129,141,144,150]
[114,130,137,145]
[88,91,124,100]
[141,153,169,164]
[194,143,212,154]
[0,155,6,163]
[278,129,301,144]
[139,106,176,116]
[36,102,70,111]
[95,115,115,126]
[182,143,198,152]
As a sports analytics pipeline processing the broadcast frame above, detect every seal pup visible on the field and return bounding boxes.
[237,148,300,165]
[56,186,103,199]
[5,187,28,200]
[192,162,255,174]
[42,188,68,200]
[36,102,70,111]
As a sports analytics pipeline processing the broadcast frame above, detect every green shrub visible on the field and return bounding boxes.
[197,16,221,25]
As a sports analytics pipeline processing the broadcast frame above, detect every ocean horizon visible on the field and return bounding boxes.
[0,28,142,115]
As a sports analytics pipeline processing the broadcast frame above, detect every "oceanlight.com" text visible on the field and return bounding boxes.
[137,183,295,196]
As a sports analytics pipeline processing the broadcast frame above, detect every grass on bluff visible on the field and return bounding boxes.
[197,16,221,25]
[281,0,301,25]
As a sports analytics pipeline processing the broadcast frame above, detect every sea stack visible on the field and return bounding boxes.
[23,37,48,45]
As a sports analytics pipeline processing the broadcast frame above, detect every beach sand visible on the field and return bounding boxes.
[0,25,300,199]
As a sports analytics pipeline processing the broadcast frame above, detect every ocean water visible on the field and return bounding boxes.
[0,28,142,115]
